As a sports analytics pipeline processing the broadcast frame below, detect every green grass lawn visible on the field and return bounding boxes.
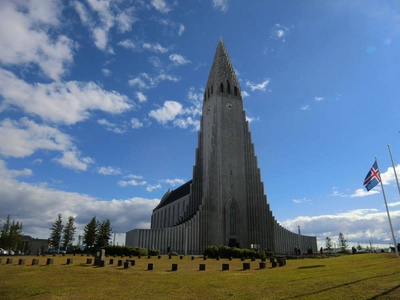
[0,253,399,299]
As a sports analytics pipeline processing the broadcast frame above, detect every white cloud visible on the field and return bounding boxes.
[300,105,310,111]
[131,118,144,129]
[0,69,132,125]
[0,160,159,240]
[270,24,290,42]
[102,68,112,76]
[242,91,250,97]
[118,40,170,53]
[161,178,186,186]
[245,79,270,91]
[173,117,200,131]
[281,208,400,248]
[98,166,121,175]
[97,119,126,134]
[142,42,169,53]
[149,101,183,124]
[213,0,229,12]
[350,188,379,198]
[293,197,312,204]
[151,0,172,13]
[136,92,147,103]
[118,179,147,187]
[0,1,75,81]
[124,174,144,179]
[315,97,324,101]
[128,72,180,90]
[54,151,94,171]
[147,183,162,192]
[178,24,185,36]
[0,117,93,171]
[169,54,191,65]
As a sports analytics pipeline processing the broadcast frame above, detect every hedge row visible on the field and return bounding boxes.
[102,246,160,256]
[203,245,273,259]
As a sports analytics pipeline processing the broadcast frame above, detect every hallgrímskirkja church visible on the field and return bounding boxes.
[126,41,317,255]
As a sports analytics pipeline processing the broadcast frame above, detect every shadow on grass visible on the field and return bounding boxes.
[297,265,325,269]
[369,283,400,299]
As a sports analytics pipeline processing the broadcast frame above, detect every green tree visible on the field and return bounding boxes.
[49,214,63,249]
[0,215,23,251]
[96,219,112,248]
[62,216,76,248]
[83,216,98,250]
[325,237,333,250]
[356,243,363,251]
[338,232,348,251]
[0,215,11,248]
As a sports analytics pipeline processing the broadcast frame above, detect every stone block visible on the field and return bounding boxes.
[148,263,153,270]
[216,256,220,261]
[86,258,92,264]
[272,261,278,268]
[99,260,107,267]
[6,258,13,264]
[199,264,206,271]
[46,258,54,265]
[269,258,275,263]
[251,257,256,261]
[241,257,245,261]
[67,258,73,265]
[180,255,183,260]
[229,256,232,261]
[191,256,195,260]
[259,262,266,269]
[18,259,25,265]
[222,263,229,271]
[158,255,161,259]
[171,263,178,271]
[109,259,114,265]
[243,262,250,270]
[124,261,131,269]
[117,260,123,266]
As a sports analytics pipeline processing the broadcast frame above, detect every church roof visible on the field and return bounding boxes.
[205,40,241,91]
[154,179,192,210]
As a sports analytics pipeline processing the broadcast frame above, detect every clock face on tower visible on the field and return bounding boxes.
[226,103,234,110]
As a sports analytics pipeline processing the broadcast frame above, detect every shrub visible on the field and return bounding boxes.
[103,246,149,257]
[203,245,273,258]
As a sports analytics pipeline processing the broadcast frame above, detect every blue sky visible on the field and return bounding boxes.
[0,0,400,250]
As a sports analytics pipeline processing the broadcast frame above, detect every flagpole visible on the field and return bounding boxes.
[387,144,400,195]
[375,156,399,257]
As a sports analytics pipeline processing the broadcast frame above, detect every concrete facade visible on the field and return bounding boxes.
[126,41,317,255]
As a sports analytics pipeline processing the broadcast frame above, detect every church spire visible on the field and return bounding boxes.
[204,40,241,102]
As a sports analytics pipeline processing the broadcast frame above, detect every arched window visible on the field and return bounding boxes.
[227,80,231,94]
[220,82,224,93]
[208,88,210,98]
[229,203,236,235]
[211,84,213,94]
[234,86,238,96]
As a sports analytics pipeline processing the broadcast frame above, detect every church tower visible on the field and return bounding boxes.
[126,41,317,254]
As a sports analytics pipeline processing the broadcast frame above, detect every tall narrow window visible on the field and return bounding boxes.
[211,84,213,94]
[230,204,236,235]
[227,80,231,94]
[204,93,206,102]
[208,88,210,98]
[220,82,224,93]
[234,86,238,96]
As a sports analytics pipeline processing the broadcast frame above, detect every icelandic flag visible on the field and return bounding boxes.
[363,161,381,191]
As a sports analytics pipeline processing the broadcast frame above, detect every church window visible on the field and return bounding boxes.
[230,170,232,175]
[208,88,210,98]
[234,86,238,96]
[220,82,224,93]
[227,80,231,94]
[229,203,236,235]
[211,84,213,94]
[204,92,206,102]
